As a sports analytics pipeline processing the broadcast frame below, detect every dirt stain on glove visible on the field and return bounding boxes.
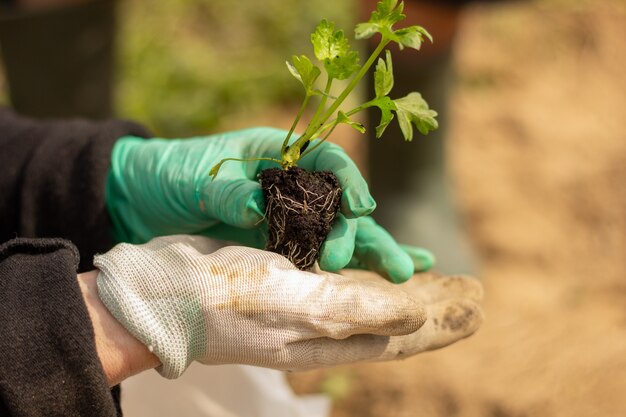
[441,304,477,332]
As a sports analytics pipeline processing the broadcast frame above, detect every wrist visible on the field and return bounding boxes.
[78,270,160,386]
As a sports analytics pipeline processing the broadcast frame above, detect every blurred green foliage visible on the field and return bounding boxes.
[116,0,355,136]
[319,370,355,401]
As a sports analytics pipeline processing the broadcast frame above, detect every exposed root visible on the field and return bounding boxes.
[263,173,342,269]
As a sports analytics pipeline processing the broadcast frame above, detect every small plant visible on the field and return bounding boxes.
[211,0,438,269]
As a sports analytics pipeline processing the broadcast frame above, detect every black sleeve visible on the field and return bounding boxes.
[0,238,117,417]
[0,106,150,272]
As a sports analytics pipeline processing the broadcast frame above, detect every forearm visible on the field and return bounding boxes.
[78,270,160,387]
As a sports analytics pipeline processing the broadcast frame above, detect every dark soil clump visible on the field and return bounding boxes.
[259,167,342,270]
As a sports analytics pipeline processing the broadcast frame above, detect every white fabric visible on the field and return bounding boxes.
[122,364,331,417]
[95,235,426,379]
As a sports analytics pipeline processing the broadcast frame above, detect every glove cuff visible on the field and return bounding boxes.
[94,242,199,379]
[105,136,151,243]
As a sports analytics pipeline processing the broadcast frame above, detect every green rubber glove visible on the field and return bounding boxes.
[106,127,433,280]
[339,217,435,283]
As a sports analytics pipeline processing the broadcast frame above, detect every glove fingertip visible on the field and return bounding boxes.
[319,242,351,272]
[319,214,356,271]
[381,298,426,336]
[203,179,265,228]
[385,252,415,284]
[246,189,265,218]
[401,245,436,272]
[341,191,376,218]
[228,188,265,228]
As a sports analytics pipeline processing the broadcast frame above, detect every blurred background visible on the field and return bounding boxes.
[2,0,625,415]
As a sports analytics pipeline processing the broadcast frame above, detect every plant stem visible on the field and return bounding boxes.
[310,99,378,138]
[281,94,311,155]
[344,99,378,116]
[286,37,390,158]
[299,121,340,160]
[317,38,389,131]
[306,77,334,139]
[210,157,283,178]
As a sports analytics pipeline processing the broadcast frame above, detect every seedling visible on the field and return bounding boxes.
[211,0,438,269]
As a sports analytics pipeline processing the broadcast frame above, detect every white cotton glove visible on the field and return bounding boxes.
[94,235,427,379]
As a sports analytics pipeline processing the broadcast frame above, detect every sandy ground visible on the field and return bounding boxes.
[288,1,626,416]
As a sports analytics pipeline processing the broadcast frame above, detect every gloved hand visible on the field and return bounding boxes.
[94,235,483,379]
[106,128,433,282]
[342,216,435,282]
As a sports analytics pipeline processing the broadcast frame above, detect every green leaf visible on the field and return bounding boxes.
[354,22,379,40]
[311,20,338,60]
[393,92,438,141]
[374,50,394,98]
[311,19,360,80]
[369,96,397,138]
[372,0,405,27]
[209,160,227,179]
[355,1,432,52]
[355,0,406,40]
[414,25,433,43]
[393,26,433,51]
[286,55,321,95]
[337,111,366,134]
